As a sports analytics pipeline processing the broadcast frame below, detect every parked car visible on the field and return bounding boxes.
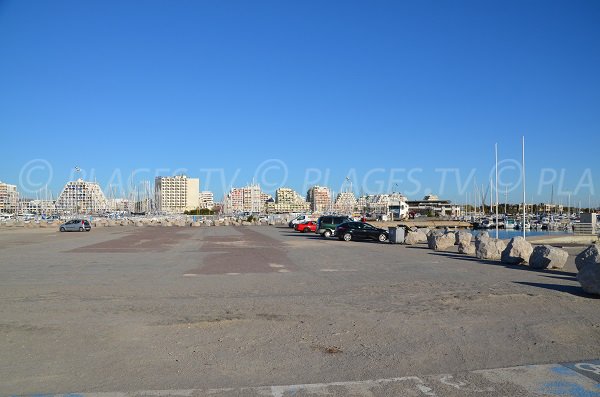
[59,219,91,232]
[288,214,313,228]
[295,221,317,233]
[316,215,352,238]
[335,221,388,242]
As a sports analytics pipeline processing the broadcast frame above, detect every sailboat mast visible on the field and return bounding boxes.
[495,143,499,239]
[522,136,526,239]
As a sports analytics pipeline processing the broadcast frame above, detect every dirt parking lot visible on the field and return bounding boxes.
[0,226,598,396]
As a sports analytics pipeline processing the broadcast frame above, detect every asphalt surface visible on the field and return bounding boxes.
[0,225,599,396]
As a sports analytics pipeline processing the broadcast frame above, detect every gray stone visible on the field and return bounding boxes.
[428,232,455,251]
[455,230,472,246]
[575,244,600,271]
[458,242,476,255]
[501,236,533,265]
[418,228,431,236]
[529,245,569,270]
[474,231,490,250]
[476,238,506,260]
[577,262,600,295]
[405,230,428,245]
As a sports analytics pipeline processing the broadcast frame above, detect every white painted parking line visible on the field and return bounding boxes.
[15,361,600,397]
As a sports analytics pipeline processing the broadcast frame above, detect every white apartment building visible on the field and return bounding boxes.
[223,184,271,214]
[306,185,331,213]
[55,179,109,214]
[266,187,310,213]
[357,193,409,218]
[22,199,56,215]
[199,191,215,209]
[0,181,19,214]
[334,191,357,214]
[155,175,200,214]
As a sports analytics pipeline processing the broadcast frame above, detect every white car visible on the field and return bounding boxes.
[288,214,313,228]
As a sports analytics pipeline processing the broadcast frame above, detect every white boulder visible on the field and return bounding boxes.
[405,230,428,245]
[455,230,472,246]
[501,236,533,265]
[577,261,600,295]
[458,242,476,255]
[529,245,569,270]
[428,232,455,251]
[476,238,506,260]
[575,244,600,271]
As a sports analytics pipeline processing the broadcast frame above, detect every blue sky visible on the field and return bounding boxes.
[0,0,599,205]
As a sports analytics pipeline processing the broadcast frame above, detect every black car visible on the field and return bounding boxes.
[336,222,388,242]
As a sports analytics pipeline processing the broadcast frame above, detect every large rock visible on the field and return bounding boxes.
[427,232,455,251]
[426,231,439,248]
[529,245,569,270]
[575,244,600,271]
[474,231,490,250]
[405,230,428,245]
[501,236,533,265]
[476,238,506,260]
[418,228,431,236]
[455,230,472,246]
[458,242,476,255]
[577,262,600,295]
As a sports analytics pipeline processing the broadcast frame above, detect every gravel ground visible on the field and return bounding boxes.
[0,225,598,395]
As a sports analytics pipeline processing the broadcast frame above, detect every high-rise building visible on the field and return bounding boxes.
[0,181,19,214]
[266,187,310,213]
[199,191,215,209]
[334,191,357,214]
[306,186,331,213]
[55,179,109,214]
[223,184,271,214]
[154,175,200,214]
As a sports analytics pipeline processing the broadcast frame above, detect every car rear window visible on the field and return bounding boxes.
[322,217,332,224]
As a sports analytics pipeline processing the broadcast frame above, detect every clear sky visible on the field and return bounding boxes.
[1,0,599,205]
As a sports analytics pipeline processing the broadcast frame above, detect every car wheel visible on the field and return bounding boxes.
[378,233,388,242]
[303,227,310,233]
[79,227,84,232]
[343,233,352,242]
[60,227,65,232]
[323,230,332,238]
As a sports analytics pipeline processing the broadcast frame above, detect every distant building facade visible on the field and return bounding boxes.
[334,191,357,214]
[0,181,19,214]
[266,187,310,213]
[307,186,331,213]
[407,194,461,217]
[199,191,215,210]
[154,175,200,214]
[223,184,271,214]
[56,179,109,214]
[22,199,56,215]
[357,193,409,219]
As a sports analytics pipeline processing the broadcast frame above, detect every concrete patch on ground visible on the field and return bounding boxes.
[186,226,296,275]
[17,361,600,396]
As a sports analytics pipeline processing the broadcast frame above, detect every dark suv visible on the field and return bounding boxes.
[316,215,352,238]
